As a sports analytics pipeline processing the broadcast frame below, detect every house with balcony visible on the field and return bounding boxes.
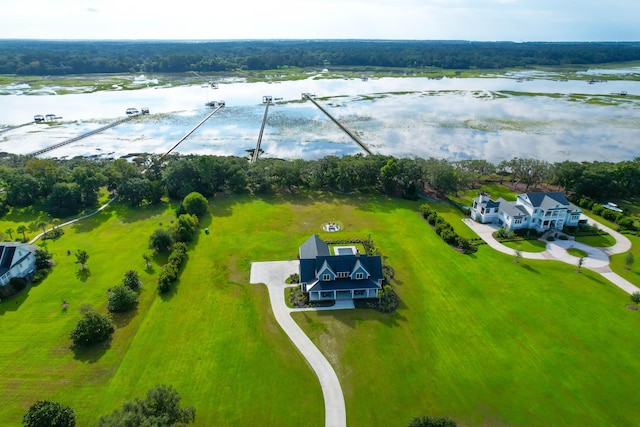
[298,235,383,301]
[470,191,583,232]
[0,242,37,286]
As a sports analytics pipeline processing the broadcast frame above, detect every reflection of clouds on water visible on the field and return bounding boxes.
[1,74,640,163]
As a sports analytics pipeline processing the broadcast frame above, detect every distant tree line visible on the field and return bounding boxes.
[1,40,640,75]
[1,153,640,218]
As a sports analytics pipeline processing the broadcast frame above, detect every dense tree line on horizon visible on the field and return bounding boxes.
[0,153,639,221]
[1,40,639,75]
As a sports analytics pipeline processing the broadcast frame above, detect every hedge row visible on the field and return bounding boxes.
[157,242,188,293]
[419,204,480,254]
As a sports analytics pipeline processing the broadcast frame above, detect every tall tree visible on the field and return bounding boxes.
[23,400,76,427]
[98,384,195,426]
[75,250,89,269]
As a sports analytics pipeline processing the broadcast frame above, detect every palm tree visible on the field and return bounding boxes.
[37,221,47,235]
[75,250,89,269]
[51,218,61,229]
[5,228,13,241]
[16,225,27,242]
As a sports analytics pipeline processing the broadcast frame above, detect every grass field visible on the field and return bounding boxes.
[2,193,640,426]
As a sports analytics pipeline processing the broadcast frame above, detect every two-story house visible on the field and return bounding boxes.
[298,235,383,301]
[0,242,37,286]
[471,191,583,232]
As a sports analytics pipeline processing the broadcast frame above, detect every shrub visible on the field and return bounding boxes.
[107,285,138,313]
[171,214,199,243]
[617,216,636,231]
[182,191,209,218]
[547,236,555,241]
[408,416,457,427]
[122,270,142,290]
[419,204,433,218]
[631,292,640,304]
[23,400,76,427]
[427,212,438,226]
[601,209,618,222]
[149,228,173,253]
[70,306,114,346]
[591,203,604,215]
[372,285,399,313]
[35,248,53,269]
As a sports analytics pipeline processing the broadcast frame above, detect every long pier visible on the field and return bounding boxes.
[302,93,373,155]
[251,96,272,163]
[155,103,225,163]
[0,122,33,134]
[28,116,137,157]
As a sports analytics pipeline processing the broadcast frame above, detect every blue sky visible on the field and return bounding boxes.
[1,0,638,41]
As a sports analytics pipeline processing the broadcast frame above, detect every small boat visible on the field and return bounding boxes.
[34,114,45,122]
[126,107,139,115]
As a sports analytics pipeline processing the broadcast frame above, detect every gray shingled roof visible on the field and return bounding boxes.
[497,198,529,217]
[525,192,570,208]
[299,234,330,259]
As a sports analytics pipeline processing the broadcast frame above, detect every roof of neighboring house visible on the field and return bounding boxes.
[523,192,570,208]
[497,198,529,217]
[0,243,36,277]
[476,198,501,209]
[299,234,331,259]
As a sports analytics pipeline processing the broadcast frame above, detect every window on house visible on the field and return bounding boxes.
[494,208,499,213]
[514,218,522,224]
[473,202,477,209]
[355,273,364,280]
[545,211,551,216]
[322,274,331,281]
[337,272,349,278]
[543,220,549,226]
[481,207,485,214]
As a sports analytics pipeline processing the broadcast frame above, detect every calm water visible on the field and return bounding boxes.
[1,69,639,163]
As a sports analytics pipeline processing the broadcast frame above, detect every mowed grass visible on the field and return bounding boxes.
[290,197,640,427]
[0,197,324,426]
[3,193,640,426]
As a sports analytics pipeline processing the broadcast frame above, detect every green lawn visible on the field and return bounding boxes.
[502,239,548,253]
[0,197,324,426]
[290,196,640,427]
[2,193,640,426]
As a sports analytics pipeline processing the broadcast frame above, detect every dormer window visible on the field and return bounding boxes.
[322,274,331,281]
[355,273,364,280]
[337,272,349,279]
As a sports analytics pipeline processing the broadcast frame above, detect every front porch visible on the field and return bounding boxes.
[309,288,379,301]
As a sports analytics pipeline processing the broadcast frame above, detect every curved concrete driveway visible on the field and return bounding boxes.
[462,218,640,295]
[250,260,347,427]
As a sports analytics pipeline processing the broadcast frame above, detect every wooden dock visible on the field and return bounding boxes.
[302,93,373,155]
[28,116,136,157]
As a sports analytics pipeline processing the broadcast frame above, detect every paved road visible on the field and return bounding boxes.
[462,218,640,295]
[250,260,347,427]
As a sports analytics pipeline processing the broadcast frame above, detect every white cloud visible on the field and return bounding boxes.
[0,0,638,40]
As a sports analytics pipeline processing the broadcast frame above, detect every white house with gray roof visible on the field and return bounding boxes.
[0,242,37,286]
[471,191,584,232]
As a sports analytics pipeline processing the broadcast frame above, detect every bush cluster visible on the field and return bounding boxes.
[107,285,138,313]
[419,204,479,254]
[157,243,188,293]
[571,197,637,232]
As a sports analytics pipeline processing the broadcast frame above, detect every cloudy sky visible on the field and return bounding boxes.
[1,0,638,41]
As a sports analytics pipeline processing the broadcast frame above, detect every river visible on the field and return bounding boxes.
[1,68,639,163]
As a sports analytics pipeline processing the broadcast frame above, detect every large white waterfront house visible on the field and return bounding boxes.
[470,191,584,232]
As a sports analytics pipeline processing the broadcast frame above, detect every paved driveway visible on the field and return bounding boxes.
[250,260,347,427]
[462,218,640,295]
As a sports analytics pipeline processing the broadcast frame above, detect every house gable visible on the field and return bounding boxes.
[317,259,336,281]
[350,259,370,280]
